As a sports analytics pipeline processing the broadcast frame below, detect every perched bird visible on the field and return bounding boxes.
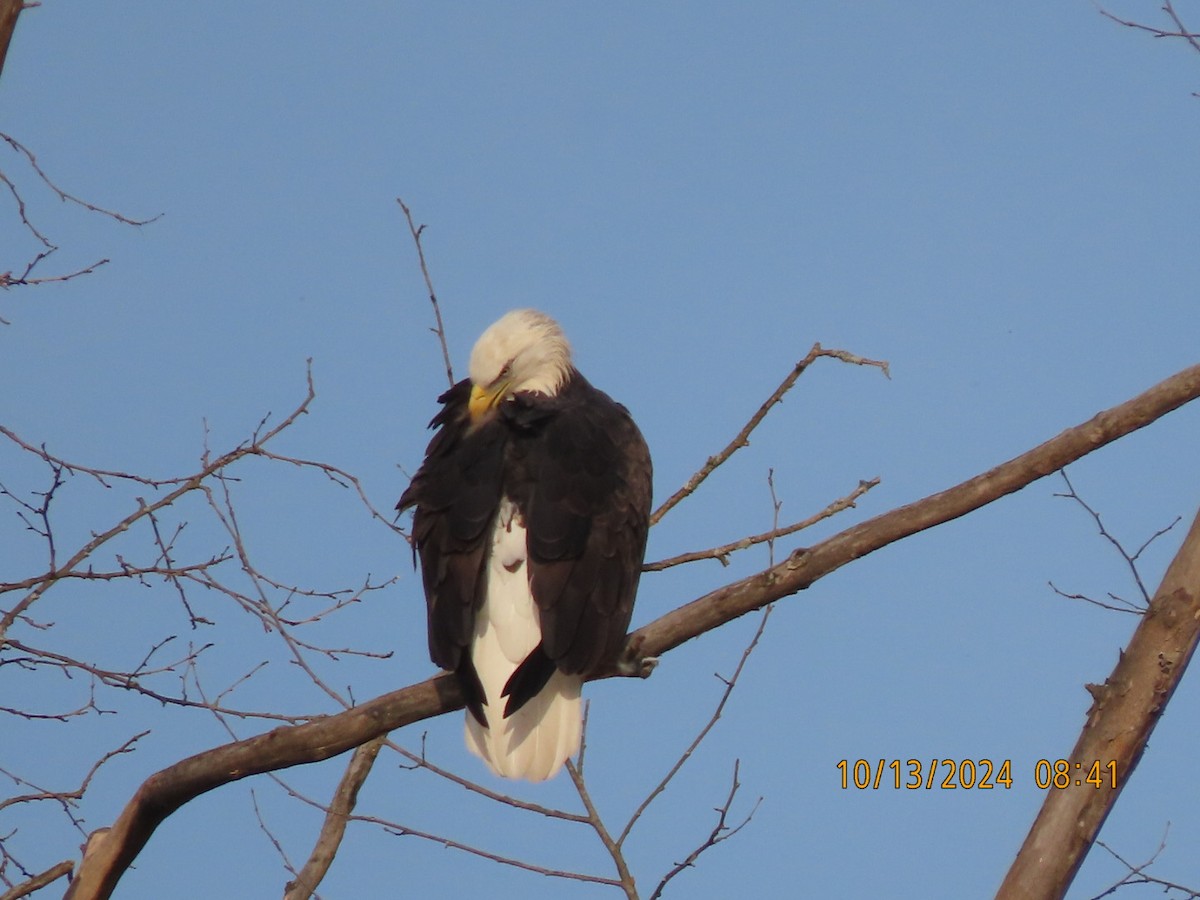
[398,309,652,781]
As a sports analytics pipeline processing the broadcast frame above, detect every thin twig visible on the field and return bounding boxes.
[650,343,888,527]
[1,640,304,721]
[1098,1,1200,52]
[644,477,879,571]
[1098,1,1200,96]
[0,133,160,226]
[647,760,761,900]
[396,198,454,388]
[1047,582,1143,615]
[0,363,317,644]
[389,740,589,823]
[253,446,409,540]
[1054,469,1181,606]
[618,605,772,848]
[1162,0,1200,55]
[766,469,783,568]
[274,775,620,888]
[248,790,303,890]
[1087,824,1200,899]
[565,761,638,900]
[1,258,109,288]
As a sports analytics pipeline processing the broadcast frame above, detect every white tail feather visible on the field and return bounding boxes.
[465,501,582,781]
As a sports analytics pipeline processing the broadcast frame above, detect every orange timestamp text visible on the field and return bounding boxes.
[835,759,1119,791]
[837,758,1013,790]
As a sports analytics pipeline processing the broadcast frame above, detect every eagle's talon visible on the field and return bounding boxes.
[635,655,659,678]
[616,635,657,678]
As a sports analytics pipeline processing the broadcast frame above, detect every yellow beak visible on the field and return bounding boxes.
[468,382,508,421]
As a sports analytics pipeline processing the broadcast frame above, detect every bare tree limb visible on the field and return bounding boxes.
[997,503,1200,899]
[66,361,1200,900]
[637,363,1200,661]
[0,0,27,86]
[283,736,384,900]
[0,860,72,900]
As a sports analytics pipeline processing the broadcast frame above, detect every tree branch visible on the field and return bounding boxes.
[0,0,26,86]
[644,477,879,571]
[66,361,1200,900]
[0,134,159,228]
[647,760,760,900]
[1099,1,1200,56]
[283,736,384,900]
[618,606,771,848]
[996,502,1200,899]
[650,343,888,527]
[0,860,72,900]
[565,759,637,900]
[396,198,454,389]
[636,363,1200,661]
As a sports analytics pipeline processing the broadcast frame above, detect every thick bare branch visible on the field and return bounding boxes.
[0,0,26,86]
[996,503,1200,900]
[66,361,1200,900]
[65,675,457,900]
[636,363,1200,661]
[0,860,73,900]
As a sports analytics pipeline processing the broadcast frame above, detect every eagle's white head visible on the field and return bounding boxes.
[467,309,573,420]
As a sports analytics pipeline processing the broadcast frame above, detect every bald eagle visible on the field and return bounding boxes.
[398,309,652,781]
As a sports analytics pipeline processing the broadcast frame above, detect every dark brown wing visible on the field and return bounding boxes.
[500,373,652,711]
[401,372,652,721]
[398,379,506,721]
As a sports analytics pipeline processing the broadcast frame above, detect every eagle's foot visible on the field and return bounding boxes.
[616,635,658,679]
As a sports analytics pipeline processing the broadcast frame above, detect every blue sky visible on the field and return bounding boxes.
[2,2,1199,897]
